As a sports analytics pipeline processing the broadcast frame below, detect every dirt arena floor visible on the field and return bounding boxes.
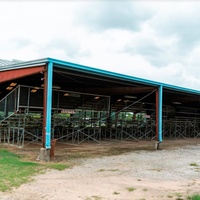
[4,138,200,162]
[1,138,200,200]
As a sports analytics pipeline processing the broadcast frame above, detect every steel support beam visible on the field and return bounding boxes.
[158,85,163,142]
[42,66,47,148]
[156,85,163,144]
[45,62,53,149]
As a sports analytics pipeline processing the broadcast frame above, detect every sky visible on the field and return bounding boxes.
[1,1,200,90]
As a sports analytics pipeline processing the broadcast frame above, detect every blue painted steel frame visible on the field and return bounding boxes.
[3,57,200,148]
[47,57,200,96]
[158,85,163,142]
[45,62,53,149]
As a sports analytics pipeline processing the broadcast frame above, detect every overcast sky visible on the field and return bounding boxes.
[1,1,200,90]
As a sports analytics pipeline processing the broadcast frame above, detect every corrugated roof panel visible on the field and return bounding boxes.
[0,58,47,71]
[0,59,23,66]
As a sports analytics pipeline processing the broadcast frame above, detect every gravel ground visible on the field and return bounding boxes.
[0,144,200,200]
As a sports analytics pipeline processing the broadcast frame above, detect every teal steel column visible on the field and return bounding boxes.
[45,62,53,149]
[158,85,163,142]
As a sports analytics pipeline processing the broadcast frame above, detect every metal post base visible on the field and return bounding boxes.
[155,141,162,150]
[36,148,50,162]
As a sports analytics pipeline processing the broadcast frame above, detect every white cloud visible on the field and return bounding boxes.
[1,1,200,90]
[74,1,154,32]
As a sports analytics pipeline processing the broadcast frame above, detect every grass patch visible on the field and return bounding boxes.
[0,148,70,192]
[97,169,106,172]
[97,168,119,172]
[84,196,102,200]
[45,163,70,171]
[190,163,198,167]
[0,149,40,192]
[175,193,182,197]
[126,187,136,192]
[108,169,119,172]
[91,195,102,200]
[187,194,200,200]
[174,193,184,200]
[113,191,120,195]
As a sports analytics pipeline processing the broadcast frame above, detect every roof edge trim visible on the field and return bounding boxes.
[48,58,200,95]
[0,58,48,72]
[48,58,161,87]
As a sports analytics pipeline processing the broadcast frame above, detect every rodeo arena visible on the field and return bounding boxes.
[0,58,200,160]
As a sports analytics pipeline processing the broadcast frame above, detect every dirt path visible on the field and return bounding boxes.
[0,140,200,200]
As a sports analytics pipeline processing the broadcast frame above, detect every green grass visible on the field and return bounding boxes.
[45,163,70,171]
[190,163,198,167]
[113,191,120,195]
[97,168,119,172]
[91,196,102,200]
[126,187,136,192]
[84,196,102,200]
[0,149,40,191]
[175,193,182,197]
[97,169,106,172]
[187,194,200,200]
[0,149,69,192]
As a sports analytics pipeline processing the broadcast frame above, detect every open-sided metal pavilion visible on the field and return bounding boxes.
[0,58,200,151]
